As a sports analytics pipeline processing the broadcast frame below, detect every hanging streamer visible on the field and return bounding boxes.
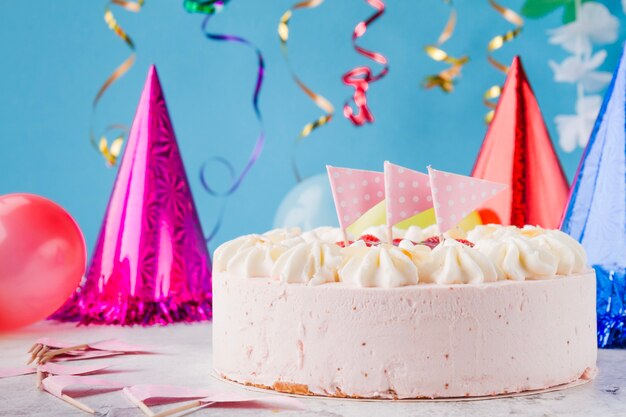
[278,0,334,182]
[91,0,145,167]
[184,0,265,198]
[184,0,266,241]
[342,0,389,126]
[484,0,523,123]
[423,3,469,93]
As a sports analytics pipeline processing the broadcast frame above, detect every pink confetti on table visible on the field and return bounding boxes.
[327,165,385,229]
[41,375,127,398]
[124,384,212,404]
[384,161,433,229]
[197,392,303,409]
[124,384,303,415]
[39,362,112,376]
[55,351,125,361]
[0,366,35,378]
[0,361,112,379]
[35,337,151,353]
[428,166,507,233]
[88,340,152,353]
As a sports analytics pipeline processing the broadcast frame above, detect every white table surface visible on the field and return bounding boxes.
[0,321,624,417]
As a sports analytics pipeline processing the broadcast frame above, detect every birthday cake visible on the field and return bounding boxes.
[212,224,597,399]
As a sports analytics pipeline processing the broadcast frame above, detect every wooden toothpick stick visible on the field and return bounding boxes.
[123,387,155,417]
[39,344,89,364]
[342,228,349,247]
[27,343,44,365]
[37,346,50,365]
[152,400,207,417]
[36,369,44,390]
[60,394,95,415]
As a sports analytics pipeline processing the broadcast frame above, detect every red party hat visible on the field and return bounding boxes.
[52,65,212,325]
[471,56,569,228]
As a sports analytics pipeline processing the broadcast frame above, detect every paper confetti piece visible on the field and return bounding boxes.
[124,384,212,404]
[36,338,152,353]
[123,384,303,417]
[55,351,127,362]
[42,375,127,398]
[0,366,35,378]
[88,340,152,353]
[39,362,112,376]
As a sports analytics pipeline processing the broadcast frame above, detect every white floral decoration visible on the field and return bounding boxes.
[548,3,618,55]
[549,51,612,93]
[548,2,619,153]
[555,95,602,153]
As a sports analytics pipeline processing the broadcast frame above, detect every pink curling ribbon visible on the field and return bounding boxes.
[342,0,388,126]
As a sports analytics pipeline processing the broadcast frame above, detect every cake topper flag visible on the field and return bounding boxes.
[472,56,569,229]
[561,46,626,348]
[384,161,432,241]
[52,65,212,326]
[428,166,507,234]
[327,165,384,242]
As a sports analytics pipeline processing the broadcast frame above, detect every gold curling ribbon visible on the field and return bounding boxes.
[483,0,523,123]
[423,3,469,93]
[92,0,145,166]
[278,0,334,141]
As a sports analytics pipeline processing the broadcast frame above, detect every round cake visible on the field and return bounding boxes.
[212,225,597,399]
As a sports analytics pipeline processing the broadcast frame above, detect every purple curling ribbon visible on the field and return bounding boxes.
[184,0,266,242]
[198,14,266,196]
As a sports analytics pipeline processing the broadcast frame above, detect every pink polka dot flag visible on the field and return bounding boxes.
[327,165,385,229]
[428,166,508,233]
[384,161,433,228]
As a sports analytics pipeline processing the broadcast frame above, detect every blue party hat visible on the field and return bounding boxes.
[561,46,626,348]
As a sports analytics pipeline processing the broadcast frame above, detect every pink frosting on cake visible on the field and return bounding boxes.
[213,271,597,399]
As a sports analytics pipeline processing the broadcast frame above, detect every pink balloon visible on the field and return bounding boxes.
[0,194,86,332]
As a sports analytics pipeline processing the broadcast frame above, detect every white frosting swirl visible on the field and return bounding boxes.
[420,239,499,284]
[520,226,587,275]
[398,239,433,266]
[271,241,342,285]
[339,243,418,287]
[213,234,294,277]
[217,225,589,285]
[475,234,558,280]
[213,235,257,273]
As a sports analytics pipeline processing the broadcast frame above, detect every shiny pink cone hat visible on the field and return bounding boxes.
[52,66,212,325]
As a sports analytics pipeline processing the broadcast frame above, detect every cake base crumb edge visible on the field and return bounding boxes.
[218,372,594,401]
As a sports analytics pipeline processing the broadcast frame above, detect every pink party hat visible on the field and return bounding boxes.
[52,65,212,325]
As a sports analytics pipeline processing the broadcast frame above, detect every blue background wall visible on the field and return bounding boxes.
[0,1,624,253]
